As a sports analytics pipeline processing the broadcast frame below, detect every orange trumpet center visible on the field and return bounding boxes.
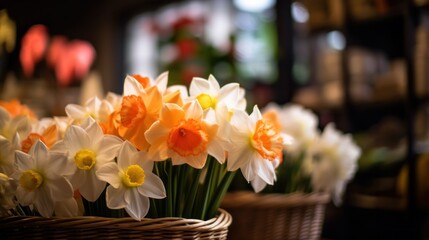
[120,95,147,128]
[252,119,283,161]
[168,119,208,157]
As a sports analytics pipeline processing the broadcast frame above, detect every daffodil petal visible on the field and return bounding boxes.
[96,162,121,189]
[47,176,74,201]
[207,75,220,92]
[65,104,87,120]
[64,125,91,153]
[15,150,33,171]
[117,141,137,170]
[217,83,239,104]
[55,198,78,217]
[29,140,49,169]
[189,77,210,96]
[251,175,267,193]
[154,71,168,93]
[123,75,145,96]
[138,173,166,199]
[184,101,203,120]
[96,135,123,162]
[106,185,127,209]
[35,186,55,217]
[79,171,105,202]
[16,186,34,206]
[125,189,149,220]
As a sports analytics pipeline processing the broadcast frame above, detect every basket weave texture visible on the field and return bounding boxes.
[221,192,330,240]
[0,208,232,239]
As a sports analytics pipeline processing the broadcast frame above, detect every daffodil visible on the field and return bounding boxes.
[51,117,123,202]
[0,107,32,145]
[227,105,284,187]
[304,123,360,204]
[65,96,106,123]
[20,117,60,153]
[0,136,15,175]
[145,101,227,168]
[263,103,318,154]
[189,75,244,113]
[114,76,163,151]
[0,173,17,216]
[13,140,74,217]
[96,141,166,220]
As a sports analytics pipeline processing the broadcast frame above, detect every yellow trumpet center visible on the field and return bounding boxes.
[74,149,97,170]
[20,170,43,191]
[196,93,216,110]
[123,165,145,187]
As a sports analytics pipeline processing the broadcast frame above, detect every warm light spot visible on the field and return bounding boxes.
[132,74,151,88]
[120,95,147,128]
[20,170,43,191]
[74,149,96,170]
[21,133,44,153]
[252,119,283,160]
[122,164,145,187]
[196,93,216,110]
[168,119,208,156]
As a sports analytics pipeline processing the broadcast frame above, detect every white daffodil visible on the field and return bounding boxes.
[0,107,32,145]
[51,117,123,202]
[264,103,318,155]
[65,95,119,124]
[0,136,15,175]
[13,140,74,217]
[227,105,284,188]
[304,123,361,204]
[188,75,244,113]
[0,173,17,216]
[96,141,166,220]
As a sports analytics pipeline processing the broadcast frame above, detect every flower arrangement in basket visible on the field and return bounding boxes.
[0,73,290,238]
[222,103,362,240]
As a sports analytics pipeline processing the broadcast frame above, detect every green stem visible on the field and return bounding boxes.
[183,167,202,218]
[207,170,236,219]
[199,157,216,220]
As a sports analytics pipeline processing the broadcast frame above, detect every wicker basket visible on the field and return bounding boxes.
[221,191,330,240]
[0,209,232,239]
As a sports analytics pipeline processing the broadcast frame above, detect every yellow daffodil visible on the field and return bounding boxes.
[96,141,166,220]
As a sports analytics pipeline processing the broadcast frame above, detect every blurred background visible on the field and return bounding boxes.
[1,0,429,239]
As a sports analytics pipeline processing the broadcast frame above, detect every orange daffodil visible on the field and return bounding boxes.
[145,100,227,169]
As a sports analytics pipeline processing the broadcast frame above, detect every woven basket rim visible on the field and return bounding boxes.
[0,208,232,232]
[221,191,330,208]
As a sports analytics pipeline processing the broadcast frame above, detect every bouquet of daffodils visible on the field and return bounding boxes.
[256,103,362,205]
[0,73,288,221]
